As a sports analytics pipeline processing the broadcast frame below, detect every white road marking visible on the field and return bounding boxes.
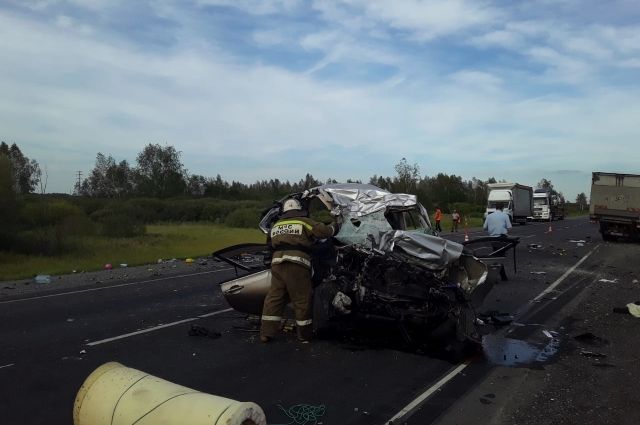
[530,246,598,304]
[0,363,15,370]
[386,361,471,424]
[383,244,598,425]
[0,268,234,304]
[86,308,233,346]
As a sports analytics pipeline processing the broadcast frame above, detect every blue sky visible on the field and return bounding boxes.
[1,0,639,199]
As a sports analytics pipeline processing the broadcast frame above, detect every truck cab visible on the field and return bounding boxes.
[485,190,513,221]
[532,189,565,221]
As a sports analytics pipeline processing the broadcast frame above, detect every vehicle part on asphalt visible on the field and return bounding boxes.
[188,324,222,339]
[598,278,618,283]
[73,362,266,425]
[34,274,51,284]
[579,350,607,358]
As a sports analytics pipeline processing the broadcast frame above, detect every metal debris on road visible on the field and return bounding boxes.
[530,271,547,275]
[188,324,222,339]
[528,243,543,250]
[579,350,607,358]
[598,278,618,283]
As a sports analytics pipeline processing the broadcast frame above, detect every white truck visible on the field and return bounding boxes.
[485,183,533,225]
[590,172,640,241]
[532,189,565,221]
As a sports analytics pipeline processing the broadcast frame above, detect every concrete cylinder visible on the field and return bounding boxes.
[73,362,266,425]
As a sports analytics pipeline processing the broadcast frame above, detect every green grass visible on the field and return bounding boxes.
[0,223,265,281]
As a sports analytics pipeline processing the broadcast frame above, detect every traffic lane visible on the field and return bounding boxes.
[1,310,457,425]
[0,268,238,365]
[443,215,593,242]
[441,216,598,319]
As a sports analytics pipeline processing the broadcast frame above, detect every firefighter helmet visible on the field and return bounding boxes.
[282,198,302,212]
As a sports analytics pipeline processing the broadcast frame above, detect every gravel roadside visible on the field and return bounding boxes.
[0,256,229,299]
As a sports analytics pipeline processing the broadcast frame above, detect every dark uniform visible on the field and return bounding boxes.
[260,211,337,342]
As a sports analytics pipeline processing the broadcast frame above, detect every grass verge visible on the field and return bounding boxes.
[0,223,265,281]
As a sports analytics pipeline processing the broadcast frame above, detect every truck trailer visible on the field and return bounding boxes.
[485,183,533,225]
[532,189,565,221]
[590,172,640,241]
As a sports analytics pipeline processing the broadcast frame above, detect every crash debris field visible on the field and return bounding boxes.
[2,213,639,425]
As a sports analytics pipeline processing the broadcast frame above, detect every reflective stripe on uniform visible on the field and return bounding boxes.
[275,219,313,231]
[296,319,312,326]
[261,315,282,321]
[272,255,311,268]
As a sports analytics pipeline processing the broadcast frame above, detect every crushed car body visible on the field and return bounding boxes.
[214,183,490,342]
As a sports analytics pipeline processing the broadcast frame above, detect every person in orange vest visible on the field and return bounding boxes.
[434,206,442,232]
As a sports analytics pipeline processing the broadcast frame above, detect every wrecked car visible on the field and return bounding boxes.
[213,183,490,344]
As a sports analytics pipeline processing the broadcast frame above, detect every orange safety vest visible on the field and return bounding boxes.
[435,209,442,221]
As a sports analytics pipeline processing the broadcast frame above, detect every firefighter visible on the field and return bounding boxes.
[260,198,339,343]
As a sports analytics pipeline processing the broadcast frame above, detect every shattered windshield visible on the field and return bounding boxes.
[335,206,431,246]
[335,210,393,246]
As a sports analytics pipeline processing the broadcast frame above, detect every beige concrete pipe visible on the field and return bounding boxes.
[73,362,266,425]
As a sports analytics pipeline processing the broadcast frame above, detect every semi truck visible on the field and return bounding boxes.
[590,172,640,241]
[485,182,533,225]
[532,189,565,221]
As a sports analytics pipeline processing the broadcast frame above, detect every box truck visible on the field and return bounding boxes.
[485,183,533,225]
[532,189,565,221]
[590,172,640,241]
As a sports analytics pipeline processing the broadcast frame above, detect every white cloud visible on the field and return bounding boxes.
[196,0,301,15]
[314,0,501,41]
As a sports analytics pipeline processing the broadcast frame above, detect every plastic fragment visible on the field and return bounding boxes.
[34,275,51,284]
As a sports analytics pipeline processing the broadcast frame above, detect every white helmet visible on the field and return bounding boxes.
[282,198,302,212]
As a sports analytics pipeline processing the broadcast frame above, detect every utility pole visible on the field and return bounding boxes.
[75,171,82,195]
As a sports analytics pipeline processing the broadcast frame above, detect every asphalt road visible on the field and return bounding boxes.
[0,216,617,425]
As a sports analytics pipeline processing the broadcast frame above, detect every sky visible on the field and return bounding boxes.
[1,0,639,200]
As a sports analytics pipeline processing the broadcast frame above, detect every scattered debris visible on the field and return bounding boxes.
[542,330,554,339]
[34,275,51,284]
[576,243,584,247]
[579,350,607,358]
[104,263,113,270]
[66,318,75,323]
[568,240,586,243]
[528,243,543,250]
[198,259,208,266]
[633,279,639,284]
[119,263,128,268]
[573,332,609,347]
[478,311,514,326]
[277,404,326,425]
[79,349,86,354]
[530,271,547,275]
[627,302,640,318]
[188,324,222,339]
[598,278,618,283]
[185,258,194,264]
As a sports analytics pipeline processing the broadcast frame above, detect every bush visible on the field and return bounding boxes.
[224,207,262,228]
[15,226,83,255]
[21,199,85,227]
[91,209,146,238]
